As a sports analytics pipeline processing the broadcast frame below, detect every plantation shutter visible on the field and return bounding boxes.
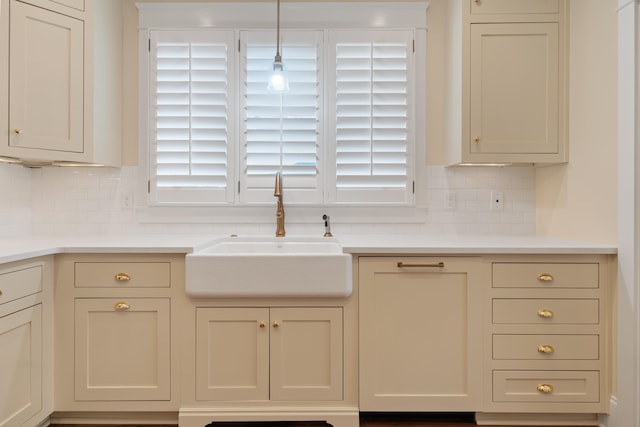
[149,30,235,204]
[327,30,414,204]
[239,30,323,204]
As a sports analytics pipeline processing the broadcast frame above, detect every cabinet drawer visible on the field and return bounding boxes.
[492,263,599,289]
[493,335,599,360]
[493,371,599,403]
[493,299,599,324]
[74,262,171,288]
[0,265,43,304]
[470,0,560,15]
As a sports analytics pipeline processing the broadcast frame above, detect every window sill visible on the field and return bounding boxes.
[135,204,427,225]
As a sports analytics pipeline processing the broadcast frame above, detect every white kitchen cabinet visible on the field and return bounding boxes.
[196,306,343,402]
[442,0,568,165]
[358,256,484,411]
[9,0,84,155]
[477,255,611,425]
[54,253,184,413]
[1,0,122,166]
[0,258,53,427]
[0,305,42,426]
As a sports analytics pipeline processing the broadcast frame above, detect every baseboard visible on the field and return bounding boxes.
[475,412,600,426]
[48,411,179,425]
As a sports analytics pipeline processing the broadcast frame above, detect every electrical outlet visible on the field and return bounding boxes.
[491,191,504,211]
[121,191,133,209]
[445,191,456,210]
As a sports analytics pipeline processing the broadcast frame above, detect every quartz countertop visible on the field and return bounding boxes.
[0,234,617,264]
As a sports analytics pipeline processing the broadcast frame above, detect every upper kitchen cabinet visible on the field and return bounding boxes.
[441,0,568,165]
[1,0,122,166]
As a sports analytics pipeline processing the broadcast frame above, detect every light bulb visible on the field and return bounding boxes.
[268,60,289,92]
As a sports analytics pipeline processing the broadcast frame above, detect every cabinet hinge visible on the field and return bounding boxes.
[412,39,415,53]
[412,181,415,194]
[237,181,241,194]
[148,181,151,193]
[148,38,151,52]
[238,39,241,53]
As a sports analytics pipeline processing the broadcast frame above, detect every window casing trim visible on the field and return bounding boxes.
[137,2,428,214]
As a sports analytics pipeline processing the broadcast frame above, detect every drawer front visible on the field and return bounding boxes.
[493,334,599,360]
[492,263,599,289]
[75,262,171,288]
[470,0,560,15]
[493,371,599,403]
[493,299,599,325]
[0,265,43,304]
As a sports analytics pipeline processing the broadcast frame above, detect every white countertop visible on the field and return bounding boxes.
[0,234,617,264]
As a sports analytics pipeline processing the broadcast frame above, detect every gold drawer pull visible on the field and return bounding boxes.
[114,301,131,310]
[272,321,280,328]
[538,273,554,282]
[115,273,131,282]
[0,289,3,296]
[397,262,445,268]
[537,344,555,354]
[537,309,554,319]
[14,128,22,135]
[259,322,266,329]
[536,384,554,394]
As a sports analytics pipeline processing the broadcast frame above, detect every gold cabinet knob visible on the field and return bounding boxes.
[259,322,266,329]
[537,309,554,319]
[114,301,131,310]
[474,136,481,142]
[115,273,131,282]
[0,289,3,296]
[474,0,481,3]
[272,321,280,328]
[536,384,554,394]
[14,128,22,134]
[537,344,555,354]
[538,273,554,282]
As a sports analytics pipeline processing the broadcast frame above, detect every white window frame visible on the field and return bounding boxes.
[137,2,428,221]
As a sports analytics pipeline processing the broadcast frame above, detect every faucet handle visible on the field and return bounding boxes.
[323,214,333,237]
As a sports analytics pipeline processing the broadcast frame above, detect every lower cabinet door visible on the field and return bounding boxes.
[196,307,270,401]
[74,298,171,401]
[195,306,344,402]
[270,307,343,401]
[0,305,42,427]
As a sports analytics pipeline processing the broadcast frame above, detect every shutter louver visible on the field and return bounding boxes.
[150,30,235,204]
[240,31,323,204]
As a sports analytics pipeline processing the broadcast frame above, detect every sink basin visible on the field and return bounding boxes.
[186,236,352,298]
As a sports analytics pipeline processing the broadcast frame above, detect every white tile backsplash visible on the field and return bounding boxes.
[0,163,536,236]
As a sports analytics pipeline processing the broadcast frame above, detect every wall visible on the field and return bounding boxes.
[0,164,31,237]
[0,0,537,237]
[0,164,532,236]
[536,0,618,244]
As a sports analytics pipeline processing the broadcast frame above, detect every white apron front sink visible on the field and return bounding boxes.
[186,236,352,298]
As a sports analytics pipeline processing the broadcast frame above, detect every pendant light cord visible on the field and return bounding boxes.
[276,0,281,58]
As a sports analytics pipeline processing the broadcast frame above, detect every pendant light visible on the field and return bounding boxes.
[267,0,289,92]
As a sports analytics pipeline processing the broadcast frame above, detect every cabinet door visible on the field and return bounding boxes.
[74,298,171,401]
[9,0,83,153]
[470,0,560,15]
[359,257,483,411]
[469,23,559,156]
[196,307,270,401]
[0,305,42,427]
[270,307,343,401]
